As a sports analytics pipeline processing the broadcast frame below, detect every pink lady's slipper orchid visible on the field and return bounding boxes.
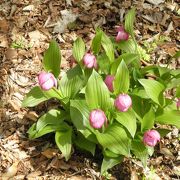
[143,130,160,147]
[89,109,107,129]
[116,26,129,42]
[38,72,57,91]
[104,75,115,92]
[83,53,97,69]
[115,94,132,112]
[177,98,180,109]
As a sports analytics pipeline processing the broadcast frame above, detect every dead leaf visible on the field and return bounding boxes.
[5,48,18,59]
[0,19,9,32]
[22,5,34,11]
[53,9,78,33]
[8,100,20,111]
[41,148,58,159]
[131,170,139,180]
[146,0,165,6]
[26,171,42,178]
[2,161,19,180]
[0,35,9,47]
[67,176,87,180]
[160,147,174,158]
[24,111,38,121]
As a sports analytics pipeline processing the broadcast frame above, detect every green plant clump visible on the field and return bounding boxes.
[22,8,180,176]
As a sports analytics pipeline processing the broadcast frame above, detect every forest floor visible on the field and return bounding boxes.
[0,0,180,179]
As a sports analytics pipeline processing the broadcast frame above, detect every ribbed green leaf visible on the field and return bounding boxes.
[111,53,139,74]
[85,70,111,111]
[72,37,85,63]
[91,28,102,54]
[101,31,114,63]
[131,140,148,167]
[101,155,123,175]
[141,107,155,132]
[115,109,137,137]
[97,53,110,74]
[22,86,62,107]
[125,8,136,39]
[59,65,84,99]
[70,100,97,141]
[43,40,61,77]
[22,86,48,107]
[139,79,165,106]
[96,123,131,156]
[36,109,67,131]
[117,39,136,53]
[70,100,90,130]
[114,60,129,94]
[75,132,96,155]
[155,110,180,128]
[55,127,72,161]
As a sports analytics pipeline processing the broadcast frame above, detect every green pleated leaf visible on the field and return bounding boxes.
[141,107,155,132]
[75,132,96,155]
[28,123,68,139]
[117,39,136,53]
[155,110,180,128]
[59,65,84,99]
[96,123,131,156]
[27,109,69,139]
[101,155,123,175]
[101,31,114,63]
[125,8,136,40]
[36,109,67,131]
[72,37,85,63]
[97,53,110,74]
[114,60,129,94]
[139,79,165,106]
[22,86,48,107]
[115,109,137,137]
[131,140,148,167]
[70,100,97,142]
[111,53,139,74]
[70,100,90,130]
[43,40,61,78]
[22,86,62,107]
[55,127,72,161]
[91,28,102,54]
[85,70,111,111]
[176,86,180,97]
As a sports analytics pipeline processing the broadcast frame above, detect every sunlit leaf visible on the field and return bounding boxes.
[114,60,129,94]
[139,79,165,106]
[43,40,61,77]
[72,37,85,63]
[55,128,72,161]
[85,70,111,111]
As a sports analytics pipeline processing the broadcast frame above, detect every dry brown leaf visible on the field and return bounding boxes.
[131,170,139,180]
[8,100,20,111]
[41,148,59,159]
[26,171,42,178]
[67,176,87,180]
[2,161,19,180]
[24,111,39,121]
[0,19,9,32]
[5,48,18,59]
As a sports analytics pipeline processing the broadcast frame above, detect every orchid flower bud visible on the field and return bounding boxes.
[115,94,132,112]
[89,109,107,129]
[116,26,129,42]
[38,72,57,91]
[104,75,114,92]
[143,130,160,147]
[177,98,180,109]
[83,53,97,69]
